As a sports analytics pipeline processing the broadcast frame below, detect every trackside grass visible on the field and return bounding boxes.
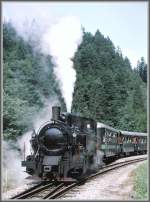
[133,161,148,200]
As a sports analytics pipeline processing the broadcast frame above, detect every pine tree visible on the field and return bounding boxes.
[3,22,66,140]
[72,30,147,132]
[136,57,147,83]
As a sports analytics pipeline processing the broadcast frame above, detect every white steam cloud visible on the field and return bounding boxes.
[2,140,29,193]
[33,98,60,133]
[42,16,83,112]
[3,13,83,111]
[2,98,60,194]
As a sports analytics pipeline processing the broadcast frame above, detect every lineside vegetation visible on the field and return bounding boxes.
[133,161,148,200]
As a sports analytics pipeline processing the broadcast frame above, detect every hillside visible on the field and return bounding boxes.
[72,30,147,132]
[3,22,66,140]
[3,23,147,141]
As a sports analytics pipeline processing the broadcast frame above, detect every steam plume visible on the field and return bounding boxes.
[33,98,60,133]
[42,16,83,112]
[2,140,29,192]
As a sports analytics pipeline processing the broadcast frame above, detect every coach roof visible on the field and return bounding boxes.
[120,130,147,137]
[97,123,147,137]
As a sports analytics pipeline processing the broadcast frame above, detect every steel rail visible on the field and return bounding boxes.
[85,156,147,181]
[43,182,65,199]
[11,181,54,199]
[50,156,147,199]
[10,156,147,200]
[10,182,43,199]
[44,182,77,199]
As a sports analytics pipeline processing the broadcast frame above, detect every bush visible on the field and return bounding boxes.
[133,161,148,200]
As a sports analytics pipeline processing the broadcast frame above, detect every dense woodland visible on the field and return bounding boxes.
[3,22,66,140]
[72,30,147,132]
[3,22,147,140]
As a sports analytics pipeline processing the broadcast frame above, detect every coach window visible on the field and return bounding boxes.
[128,137,131,143]
[117,132,122,144]
[112,133,115,143]
[114,133,117,143]
[103,135,106,143]
[139,137,141,143]
[87,123,91,130]
[133,136,136,144]
[109,132,112,142]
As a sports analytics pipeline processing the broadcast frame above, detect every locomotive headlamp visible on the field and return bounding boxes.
[73,133,77,138]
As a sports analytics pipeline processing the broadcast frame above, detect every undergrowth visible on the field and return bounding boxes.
[133,161,148,200]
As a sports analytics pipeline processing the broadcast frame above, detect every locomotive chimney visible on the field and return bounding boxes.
[52,106,61,121]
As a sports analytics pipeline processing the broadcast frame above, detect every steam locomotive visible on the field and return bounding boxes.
[22,106,147,181]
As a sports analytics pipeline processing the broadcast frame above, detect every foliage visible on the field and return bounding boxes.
[3,22,147,140]
[3,22,66,140]
[133,161,148,200]
[136,57,147,83]
[72,30,147,131]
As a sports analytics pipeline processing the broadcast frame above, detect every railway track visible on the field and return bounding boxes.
[86,156,147,181]
[11,156,147,200]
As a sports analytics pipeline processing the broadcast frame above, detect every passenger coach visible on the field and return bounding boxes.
[96,123,147,159]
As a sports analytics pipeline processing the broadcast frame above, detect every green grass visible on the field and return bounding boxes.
[133,161,148,200]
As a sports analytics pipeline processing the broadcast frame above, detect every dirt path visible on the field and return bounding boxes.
[60,160,145,200]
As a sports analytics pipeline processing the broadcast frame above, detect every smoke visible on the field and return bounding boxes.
[2,140,29,192]
[42,16,83,112]
[3,3,58,52]
[32,97,60,133]
[85,139,105,171]
[4,14,83,111]
[17,131,33,158]
[3,9,83,111]
[93,150,105,170]
[2,97,61,193]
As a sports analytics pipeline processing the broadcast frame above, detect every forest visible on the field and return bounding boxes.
[3,22,147,141]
